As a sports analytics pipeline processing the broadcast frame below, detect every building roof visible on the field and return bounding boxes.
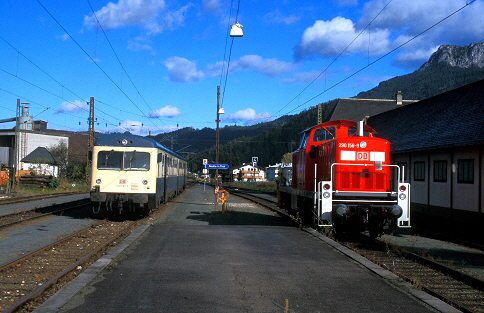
[21,147,61,164]
[368,79,484,153]
[330,98,418,121]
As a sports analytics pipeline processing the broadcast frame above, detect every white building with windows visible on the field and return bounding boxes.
[232,163,266,182]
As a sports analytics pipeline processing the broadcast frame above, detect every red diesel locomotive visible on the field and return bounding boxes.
[277,120,410,238]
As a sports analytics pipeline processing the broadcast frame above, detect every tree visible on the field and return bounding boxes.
[281,152,292,164]
[47,141,68,179]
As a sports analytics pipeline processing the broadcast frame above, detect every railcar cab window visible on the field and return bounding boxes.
[313,127,335,142]
[97,150,150,171]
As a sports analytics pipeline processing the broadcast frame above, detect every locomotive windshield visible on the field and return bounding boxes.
[348,127,369,137]
[313,127,335,142]
[97,150,150,171]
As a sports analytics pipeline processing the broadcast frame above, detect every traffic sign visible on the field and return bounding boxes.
[205,164,229,169]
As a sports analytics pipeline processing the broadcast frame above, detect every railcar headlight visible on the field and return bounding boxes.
[323,192,330,199]
[142,180,148,185]
[96,178,102,184]
[399,193,406,200]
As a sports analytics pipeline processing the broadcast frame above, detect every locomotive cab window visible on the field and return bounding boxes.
[299,132,310,149]
[313,127,335,142]
[348,127,369,137]
[97,151,150,171]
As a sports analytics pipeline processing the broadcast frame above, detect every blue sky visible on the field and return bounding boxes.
[1,0,483,135]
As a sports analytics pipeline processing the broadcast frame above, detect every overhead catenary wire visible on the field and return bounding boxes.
[275,0,477,119]
[36,0,162,132]
[85,0,168,130]
[219,0,242,110]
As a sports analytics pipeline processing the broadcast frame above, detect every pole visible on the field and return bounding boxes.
[216,86,220,187]
[86,97,94,185]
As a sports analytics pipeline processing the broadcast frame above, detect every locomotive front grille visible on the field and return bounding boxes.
[338,171,387,191]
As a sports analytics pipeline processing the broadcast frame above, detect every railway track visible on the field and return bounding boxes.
[228,188,484,313]
[0,193,82,206]
[0,199,90,229]
[0,219,138,313]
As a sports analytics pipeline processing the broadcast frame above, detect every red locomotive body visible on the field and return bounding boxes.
[278,120,410,238]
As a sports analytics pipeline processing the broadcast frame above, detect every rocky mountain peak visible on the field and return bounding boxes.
[418,42,484,71]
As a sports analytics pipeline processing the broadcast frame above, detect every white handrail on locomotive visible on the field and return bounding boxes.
[314,162,410,228]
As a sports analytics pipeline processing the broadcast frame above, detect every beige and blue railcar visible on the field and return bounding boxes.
[90,132,186,218]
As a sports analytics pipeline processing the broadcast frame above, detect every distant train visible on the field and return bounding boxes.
[277,120,410,238]
[90,132,187,218]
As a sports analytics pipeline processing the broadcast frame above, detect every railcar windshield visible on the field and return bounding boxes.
[97,150,150,171]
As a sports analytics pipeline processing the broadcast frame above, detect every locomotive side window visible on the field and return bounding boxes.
[299,132,310,149]
[313,127,335,142]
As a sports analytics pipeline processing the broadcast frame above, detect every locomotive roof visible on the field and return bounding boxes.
[302,120,377,134]
[94,132,186,160]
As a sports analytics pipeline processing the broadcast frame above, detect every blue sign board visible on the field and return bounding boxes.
[205,164,229,169]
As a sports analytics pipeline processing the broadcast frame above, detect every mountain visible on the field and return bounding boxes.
[419,43,484,70]
[356,42,484,100]
[166,43,484,172]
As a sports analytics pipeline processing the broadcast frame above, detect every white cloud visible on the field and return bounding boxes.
[294,0,484,68]
[163,57,204,82]
[233,55,296,77]
[202,0,222,14]
[114,120,176,136]
[281,70,323,84]
[264,9,300,25]
[332,0,357,6]
[148,105,182,118]
[223,108,275,126]
[207,55,296,77]
[55,100,89,114]
[83,0,166,30]
[293,17,390,60]
[392,45,440,69]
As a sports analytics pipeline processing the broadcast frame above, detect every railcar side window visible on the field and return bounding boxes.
[313,127,335,142]
[97,151,150,171]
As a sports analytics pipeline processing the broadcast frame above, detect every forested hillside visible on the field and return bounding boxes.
[188,107,318,173]
[356,65,484,100]
[170,43,484,173]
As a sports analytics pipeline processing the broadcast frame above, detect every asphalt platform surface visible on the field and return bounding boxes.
[34,184,460,313]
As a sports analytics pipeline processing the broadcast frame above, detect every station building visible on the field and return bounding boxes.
[367,79,484,240]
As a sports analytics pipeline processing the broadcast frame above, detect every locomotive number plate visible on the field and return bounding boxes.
[339,142,361,148]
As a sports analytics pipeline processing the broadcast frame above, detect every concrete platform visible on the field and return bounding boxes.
[0,193,90,217]
[35,184,458,313]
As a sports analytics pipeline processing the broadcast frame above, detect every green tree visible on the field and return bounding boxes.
[281,152,292,164]
[47,141,68,179]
